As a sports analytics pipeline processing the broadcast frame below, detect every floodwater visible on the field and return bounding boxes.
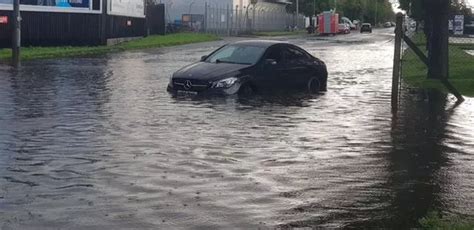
[1,29,473,229]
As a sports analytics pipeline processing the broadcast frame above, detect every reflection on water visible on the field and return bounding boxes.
[0,38,473,229]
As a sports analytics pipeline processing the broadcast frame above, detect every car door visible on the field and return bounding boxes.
[257,45,288,90]
[280,45,314,89]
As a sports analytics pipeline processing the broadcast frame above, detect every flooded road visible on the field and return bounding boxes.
[1,29,474,229]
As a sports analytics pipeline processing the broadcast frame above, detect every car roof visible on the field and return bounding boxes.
[230,40,287,48]
[362,23,372,26]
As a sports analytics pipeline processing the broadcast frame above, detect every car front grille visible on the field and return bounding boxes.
[173,78,210,92]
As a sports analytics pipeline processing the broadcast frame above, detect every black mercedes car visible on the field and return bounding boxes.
[167,40,328,96]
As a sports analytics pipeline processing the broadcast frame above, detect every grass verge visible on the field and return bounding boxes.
[252,30,306,37]
[0,33,220,62]
[419,212,474,230]
[401,33,474,97]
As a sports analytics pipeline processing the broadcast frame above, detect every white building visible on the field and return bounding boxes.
[162,0,291,23]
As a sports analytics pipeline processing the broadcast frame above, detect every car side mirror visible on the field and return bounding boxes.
[200,55,208,61]
[264,59,277,66]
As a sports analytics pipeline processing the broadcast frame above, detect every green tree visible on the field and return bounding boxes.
[398,0,472,79]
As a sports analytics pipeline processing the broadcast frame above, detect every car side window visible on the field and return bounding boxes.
[265,46,283,63]
[283,46,309,63]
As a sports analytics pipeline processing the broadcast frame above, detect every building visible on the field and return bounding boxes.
[162,0,231,23]
[0,0,164,48]
[163,0,291,23]
[234,0,291,7]
[163,0,294,33]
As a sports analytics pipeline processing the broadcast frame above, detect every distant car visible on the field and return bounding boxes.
[384,22,392,28]
[360,23,372,33]
[167,40,328,96]
[338,23,350,34]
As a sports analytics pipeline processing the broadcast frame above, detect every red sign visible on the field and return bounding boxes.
[0,16,8,24]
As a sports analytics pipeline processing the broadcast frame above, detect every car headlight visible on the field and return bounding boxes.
[212,77,239,88]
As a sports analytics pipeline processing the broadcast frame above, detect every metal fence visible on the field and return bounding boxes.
[397,14,473,103]
[202,4,305,35]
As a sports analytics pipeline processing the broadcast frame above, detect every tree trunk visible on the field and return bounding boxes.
[427,0,450,79]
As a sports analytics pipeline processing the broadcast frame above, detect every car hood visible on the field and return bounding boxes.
[173,62,251,81]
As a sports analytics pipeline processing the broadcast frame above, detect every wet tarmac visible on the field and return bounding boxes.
[1,29,473,229]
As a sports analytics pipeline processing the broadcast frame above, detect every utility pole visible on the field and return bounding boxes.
[375,0,378,27]
[12,0,21,68]
[334,0,337,11]
[296,0,299,28]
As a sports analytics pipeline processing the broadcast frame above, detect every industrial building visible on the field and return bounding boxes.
[0,0,165,47]
[163,0,298,34]
[163,0,291,23]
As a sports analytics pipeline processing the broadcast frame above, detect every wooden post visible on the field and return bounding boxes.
[12,0,20,68]
[427,0,449,79]
[403,34,428,66]
[439,0,449,80]
[392,13,403,113]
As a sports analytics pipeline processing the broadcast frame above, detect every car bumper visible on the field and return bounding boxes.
[167,83,241,96]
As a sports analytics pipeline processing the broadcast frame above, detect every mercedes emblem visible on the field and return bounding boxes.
[184,80,193,90]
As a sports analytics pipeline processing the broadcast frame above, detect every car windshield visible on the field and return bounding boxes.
[205,45,266,65]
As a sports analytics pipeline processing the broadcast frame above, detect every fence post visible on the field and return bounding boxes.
[217,5,220,35]
[252,6,255,32]
[216,5,219,35]
[204,2,208,33]
[100,0,107,44]
[12,0,21,68]
[392,13,403,113]
[226,4,230,36]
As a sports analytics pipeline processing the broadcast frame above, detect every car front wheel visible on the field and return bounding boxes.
[238,83,255,96]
